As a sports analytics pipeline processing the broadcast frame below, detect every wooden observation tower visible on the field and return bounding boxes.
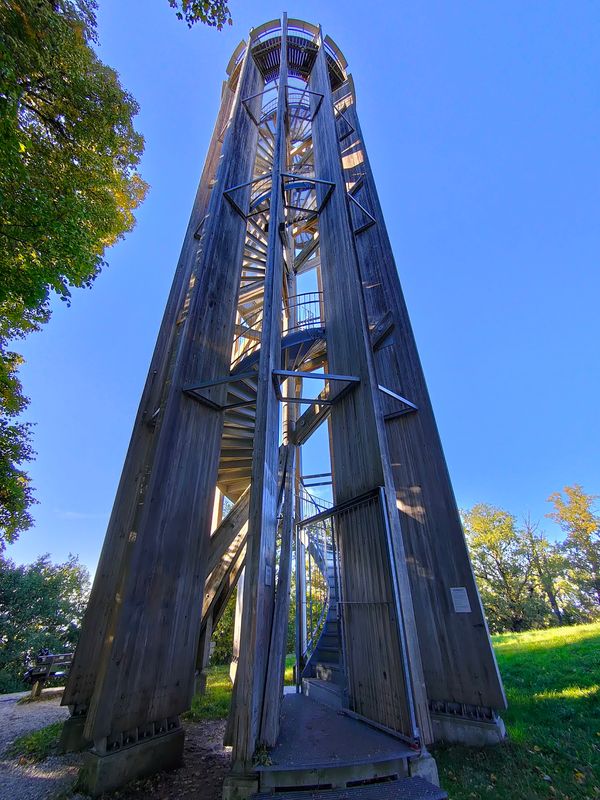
[61,16,506,798]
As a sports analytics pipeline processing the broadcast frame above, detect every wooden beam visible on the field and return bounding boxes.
[228,14,289,768]
[260,432,296,744]
[336,80,506,714]
[82,44,264,744]
[310,31,432,744]
[207,488,250,576]
[63,68,238,719]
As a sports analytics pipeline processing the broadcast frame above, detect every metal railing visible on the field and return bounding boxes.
[297,487,335,662]
[231,292,325,368]
[284,291,323,332]
[297,484,332,522]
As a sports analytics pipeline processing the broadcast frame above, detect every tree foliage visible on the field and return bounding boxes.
[0,0,147,313]
[463,504,550,633]
[0,0,147,546]
[462,490,600,634]
[547,485,600,609]
[0,341,35,546]
[168,0,232,29]
[0,553,90,692]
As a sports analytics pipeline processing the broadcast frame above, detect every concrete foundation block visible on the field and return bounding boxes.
[431,713,507,746]
[77,727,185,796]
[408,749,440,787]
[58,714,90,753]
[222,772,259,800]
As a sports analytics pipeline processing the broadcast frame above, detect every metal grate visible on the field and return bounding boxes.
[251,35,344,90]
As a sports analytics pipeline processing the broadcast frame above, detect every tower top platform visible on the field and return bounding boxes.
[226,18,348,90]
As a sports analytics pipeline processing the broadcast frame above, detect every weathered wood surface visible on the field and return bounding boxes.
[207,487,250,576]
[201,444,287,635]
[260,444,296,745]
[82,46,264,742]
[310,33,431,744]
[291,391,330,446]
[228,16,289,767]
[230,568,244,683]
[334,79,506,712]
[63,77,237,715]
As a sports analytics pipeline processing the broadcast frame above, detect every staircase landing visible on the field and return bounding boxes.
[256,694,433,793]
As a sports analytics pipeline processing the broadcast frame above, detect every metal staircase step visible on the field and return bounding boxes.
[317,632,340,648]
[227,384,257,403]
[311,647,339,664]
[219,448,254,459]
[253,777,447,800]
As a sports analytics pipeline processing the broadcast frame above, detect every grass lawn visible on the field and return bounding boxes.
[185,654,295,722]
[11,624,599,800]
[8,720,63,763]
[188,624,600,799]
[436,621,600,799]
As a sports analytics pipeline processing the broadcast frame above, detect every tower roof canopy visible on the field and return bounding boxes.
[240,18,347,90]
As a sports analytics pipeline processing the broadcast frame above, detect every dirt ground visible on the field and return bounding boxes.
[0,692,231,800]
[103,720,231,800]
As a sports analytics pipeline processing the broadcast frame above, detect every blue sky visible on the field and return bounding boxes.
[7,1,600,573]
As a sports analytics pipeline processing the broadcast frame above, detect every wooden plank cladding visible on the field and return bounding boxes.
[62,76,237,719]
[78,44,263,744]
[227,16,289,769]
[309,30,432,745]
[334,495,414,735]
[333,79,506,712]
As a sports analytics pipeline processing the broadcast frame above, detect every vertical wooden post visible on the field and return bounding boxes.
[195,613,213,696]
[260,444,296,745]
[334,81,506,715]
[230,568,244,684]
[79,43,264,755]
[295,420,307,688]
[310,30,432,744]
[62,77,237,722]
[228,14,289,768]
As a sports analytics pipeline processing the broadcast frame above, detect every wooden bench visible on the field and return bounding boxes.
[23,650,73,699]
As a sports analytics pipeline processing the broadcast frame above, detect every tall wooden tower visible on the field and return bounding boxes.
[62,16,506,798]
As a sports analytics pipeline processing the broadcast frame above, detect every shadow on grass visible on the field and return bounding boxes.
[436,622,600,800]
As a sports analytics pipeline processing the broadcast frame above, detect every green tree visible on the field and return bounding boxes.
[522,516,565,625]
[547,485,600,612]
[211,588,236,665]
[462,504,551,633]
[0,0,147,545]
[0,553,90,692]
[168,0,232,28]
[519,516,590,625]
[0,335,35,547]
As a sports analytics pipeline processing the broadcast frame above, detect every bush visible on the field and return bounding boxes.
[0,554,89,691]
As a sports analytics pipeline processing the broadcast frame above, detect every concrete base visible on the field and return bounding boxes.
[222,773,259,800]
[58,714,89,753]
[431,713,507,747]
[408,749,440,787]
[259,755,409,791]
[77,727,185,797]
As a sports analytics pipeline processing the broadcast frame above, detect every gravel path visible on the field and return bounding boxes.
[0,691,82,800]
[0,692,230,800]
[0,691,69,755]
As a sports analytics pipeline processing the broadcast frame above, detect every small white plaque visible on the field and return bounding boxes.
[265,565,273,587]
[450,587,471,613]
